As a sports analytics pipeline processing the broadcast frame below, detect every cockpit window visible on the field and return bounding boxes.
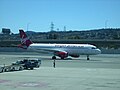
[92,47,97,49]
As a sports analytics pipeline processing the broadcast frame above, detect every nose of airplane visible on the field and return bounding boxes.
[96,49,101,54]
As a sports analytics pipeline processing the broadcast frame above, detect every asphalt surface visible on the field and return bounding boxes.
[0,52,120,90]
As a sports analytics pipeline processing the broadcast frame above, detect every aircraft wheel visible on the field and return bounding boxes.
[52,56,56,59]
[87,57,89,60]
[61,57,64,59]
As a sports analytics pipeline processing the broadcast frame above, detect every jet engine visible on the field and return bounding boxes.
[69,54,80,58]
[55,51,68,59]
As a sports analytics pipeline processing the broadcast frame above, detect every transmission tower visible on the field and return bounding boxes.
[50,22,54,31]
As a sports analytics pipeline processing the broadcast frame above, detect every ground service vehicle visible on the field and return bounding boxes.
[0,58,41,73]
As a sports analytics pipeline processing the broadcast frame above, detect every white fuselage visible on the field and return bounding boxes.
[28,43,101,55]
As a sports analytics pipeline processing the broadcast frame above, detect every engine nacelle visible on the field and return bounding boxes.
[55,51,68,59]
[69,54,80,58]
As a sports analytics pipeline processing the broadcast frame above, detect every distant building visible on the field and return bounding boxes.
[2,28,11,35]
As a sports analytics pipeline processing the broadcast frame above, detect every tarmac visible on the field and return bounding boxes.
[0,52,120,90]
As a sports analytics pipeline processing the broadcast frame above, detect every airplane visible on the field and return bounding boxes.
[18,29,101,60]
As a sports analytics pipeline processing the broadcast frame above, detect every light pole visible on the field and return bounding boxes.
[105,20,108,29]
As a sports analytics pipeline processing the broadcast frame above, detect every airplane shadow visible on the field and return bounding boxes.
[18,56,101,62]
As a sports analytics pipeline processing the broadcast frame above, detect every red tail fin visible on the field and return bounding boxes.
[18,29,33,49]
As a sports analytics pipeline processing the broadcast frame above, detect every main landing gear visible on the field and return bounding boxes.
[52,56,65,59]
[87,55,90,60]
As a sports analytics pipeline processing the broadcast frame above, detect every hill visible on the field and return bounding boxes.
[0,28,120,48]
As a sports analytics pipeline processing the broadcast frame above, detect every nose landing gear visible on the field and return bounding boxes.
[87,55,90,60]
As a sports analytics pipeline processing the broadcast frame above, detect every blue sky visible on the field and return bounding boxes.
[0,0,120,33]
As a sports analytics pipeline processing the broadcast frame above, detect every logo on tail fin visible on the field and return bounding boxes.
[18,30,33,49]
